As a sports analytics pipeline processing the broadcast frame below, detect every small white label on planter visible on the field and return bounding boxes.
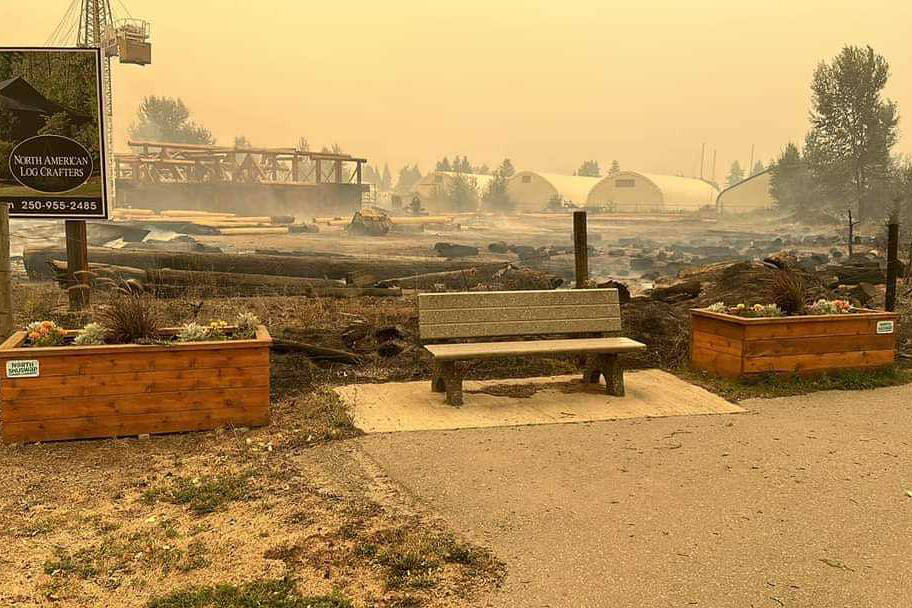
[6,359,39,378]
[876,320,895,335]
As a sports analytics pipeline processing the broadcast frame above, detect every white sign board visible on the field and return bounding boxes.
[6,359,39,378]
[876,320,895,335]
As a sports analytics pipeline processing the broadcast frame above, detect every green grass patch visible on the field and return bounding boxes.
[682,365,912,401]
[363,528,503,591]
[43,531,209,588]
[147,577,351,608]
[142,472,252,515]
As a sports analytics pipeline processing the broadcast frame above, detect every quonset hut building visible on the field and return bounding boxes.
[506,171,601,212]
[585,171,719,213]
[715,169,774,214]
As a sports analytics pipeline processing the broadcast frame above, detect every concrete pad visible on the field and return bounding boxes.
[335,369,744,433]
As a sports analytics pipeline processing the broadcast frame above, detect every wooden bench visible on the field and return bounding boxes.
[419,288,646,406]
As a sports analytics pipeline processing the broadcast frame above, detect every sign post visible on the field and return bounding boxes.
[0,203,11,337]
[0,47,110,313]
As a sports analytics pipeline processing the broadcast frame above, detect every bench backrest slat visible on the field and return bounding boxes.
[419,289,620,341]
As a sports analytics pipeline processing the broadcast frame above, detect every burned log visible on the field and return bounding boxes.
[646,279,702,303]
[24,246,485,283]
[433,242,479,258]
[375,264,508,290]
[49,260,147,288]
[146,268,344,296]
[271,339,362,364]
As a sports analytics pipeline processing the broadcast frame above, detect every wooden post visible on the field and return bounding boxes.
[65,220,90,310]
[573,210,588,288]
[885,215,899,312]
[0,203,13,338]
[847,209,856,257]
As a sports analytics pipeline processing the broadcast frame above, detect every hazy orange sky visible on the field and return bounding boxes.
[7,0,912,181]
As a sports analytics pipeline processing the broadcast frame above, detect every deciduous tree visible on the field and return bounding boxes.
[129,96,214,144]
[804,45,898,220]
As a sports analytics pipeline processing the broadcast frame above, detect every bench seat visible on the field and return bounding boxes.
[425,337,645,361]
[419,288,646,406]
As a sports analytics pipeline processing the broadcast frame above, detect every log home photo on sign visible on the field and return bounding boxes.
[0,47,109,219]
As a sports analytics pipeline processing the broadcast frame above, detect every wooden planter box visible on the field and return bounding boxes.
[0,326,271,443]
[691,309,897,378]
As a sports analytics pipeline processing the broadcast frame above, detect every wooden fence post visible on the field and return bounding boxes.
[573,210,588,288]
[65,220,90,310]
[885,214,899,312]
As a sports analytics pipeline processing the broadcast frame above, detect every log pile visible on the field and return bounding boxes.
[110,209,306,236]
[25,246,486,282]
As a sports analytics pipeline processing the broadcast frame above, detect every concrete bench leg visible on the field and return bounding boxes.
[431,360,447,393]
[433,360,463,406]
[599,353,625,397]
[582,354,602,384]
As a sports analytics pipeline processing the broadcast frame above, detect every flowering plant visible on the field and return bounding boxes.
[26,321,66,346]
[234,312,260,339]
[706,299,856,318]
[704,302,782,317]
[74,323,108,346]
[806,299,853,315]
[176,322,211,342]
[207,319,229,340]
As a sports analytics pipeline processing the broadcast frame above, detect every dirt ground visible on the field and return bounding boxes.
[4,212,912,607]
[0,393,503,607]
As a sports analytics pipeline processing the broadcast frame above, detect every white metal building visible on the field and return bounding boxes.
[506,171,601,212]
[586,171,719,213]
[716,169,774,214]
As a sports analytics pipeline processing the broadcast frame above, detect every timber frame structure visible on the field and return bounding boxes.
[114,141,367,187]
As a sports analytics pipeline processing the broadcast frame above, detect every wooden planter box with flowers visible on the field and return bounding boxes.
[691,300,897,379]
[0,316,271,443]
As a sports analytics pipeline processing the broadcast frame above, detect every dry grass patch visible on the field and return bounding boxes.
[142,471,254,515]
[148,577,350,608]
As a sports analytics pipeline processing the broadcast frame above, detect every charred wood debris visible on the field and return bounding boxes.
[18,222,911,366]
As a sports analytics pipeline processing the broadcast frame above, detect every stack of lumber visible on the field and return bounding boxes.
[110,208,298,235]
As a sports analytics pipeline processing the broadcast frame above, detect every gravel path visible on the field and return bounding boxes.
[358,384,912,607]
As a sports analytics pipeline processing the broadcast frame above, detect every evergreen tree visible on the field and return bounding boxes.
[482,168,513,212]
[436,157,451,171]
[608,160,621,175]
[497,158,516,178]
[395,164,422,193]
[446,172,479,211]
[381,163,393,191]
[576,160,601,177]
[726,161,745,187]
[769,143,817,216]
[751,160,765,176]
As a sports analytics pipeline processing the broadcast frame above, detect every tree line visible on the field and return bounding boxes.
[767,45,910,224]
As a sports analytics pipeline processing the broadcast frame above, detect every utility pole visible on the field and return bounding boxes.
[748,144,755,176]
[699,142,705,180]
[711,149,717,184]
[68,0,114,310]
